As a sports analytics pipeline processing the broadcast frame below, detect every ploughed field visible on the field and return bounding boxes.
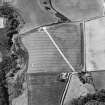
[22,23,83,73]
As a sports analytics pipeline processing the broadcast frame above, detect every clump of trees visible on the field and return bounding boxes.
[71,89,105,105]
[0,3,25,105]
